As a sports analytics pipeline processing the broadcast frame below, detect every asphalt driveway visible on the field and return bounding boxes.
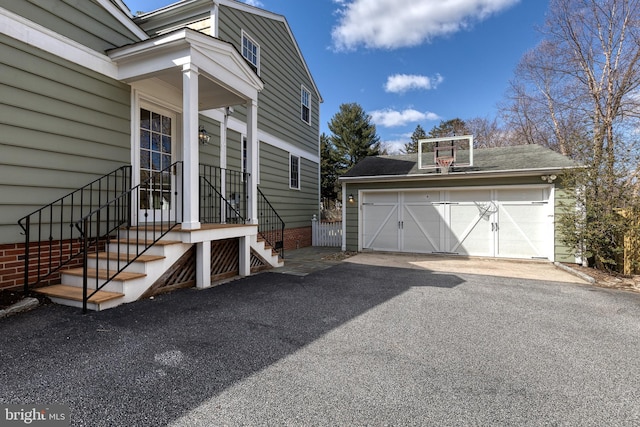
[1,257,639,426]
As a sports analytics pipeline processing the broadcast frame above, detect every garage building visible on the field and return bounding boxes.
[339,144,580,263]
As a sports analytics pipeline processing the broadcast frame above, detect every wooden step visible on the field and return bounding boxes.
[87,252,165,262]
[113,239,182,246]
[35,284,124,304]
[63,268,146,281]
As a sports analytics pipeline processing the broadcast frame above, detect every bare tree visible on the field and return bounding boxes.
[466,116,506,148]
[503,0,640,270]
[547,0,640,169]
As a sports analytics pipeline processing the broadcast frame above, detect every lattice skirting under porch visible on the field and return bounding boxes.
[210,238,271,282]
[137,238,275,299]
[140,246,197,299]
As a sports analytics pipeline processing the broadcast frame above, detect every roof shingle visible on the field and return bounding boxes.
[341,144,579,178]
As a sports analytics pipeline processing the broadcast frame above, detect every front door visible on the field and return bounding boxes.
[138,105,177,224]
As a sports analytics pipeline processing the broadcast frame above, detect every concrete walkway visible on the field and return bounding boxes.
[345,252,589,283]
[278,248,588,284]
[274,246,346,276]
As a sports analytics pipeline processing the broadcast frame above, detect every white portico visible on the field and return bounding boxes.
[108,28,265,286]
[109,28,263,230]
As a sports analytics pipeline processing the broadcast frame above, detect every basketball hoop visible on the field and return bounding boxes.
[436,156,454,174]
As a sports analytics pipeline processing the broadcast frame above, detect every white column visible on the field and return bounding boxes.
[182,63,201,230]
[219,109,229,222]
[246,99,259,224]
[342,182,348,251]
[196,242,211,289]
[239,235,250,277]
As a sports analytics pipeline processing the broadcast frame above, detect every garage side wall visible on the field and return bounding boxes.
[553,179,579,264]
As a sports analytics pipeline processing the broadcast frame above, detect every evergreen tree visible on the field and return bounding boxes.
[328,103,381,171]
[428,118,469,138]
[403,124,426,154]
[320,133,340,200]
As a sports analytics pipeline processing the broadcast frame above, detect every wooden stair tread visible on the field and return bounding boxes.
[63,268,146,281]
[35,285,123,304]
[114,239,182,246]
[88,252,165,262]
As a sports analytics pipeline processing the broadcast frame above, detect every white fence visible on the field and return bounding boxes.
[312,215,342,247]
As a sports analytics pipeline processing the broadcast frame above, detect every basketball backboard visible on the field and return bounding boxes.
[418,135,473,170]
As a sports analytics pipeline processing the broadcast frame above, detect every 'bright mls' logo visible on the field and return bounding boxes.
[1,405,69,426]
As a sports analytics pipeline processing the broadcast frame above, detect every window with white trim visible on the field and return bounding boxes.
[301,86,311,124]
[242,31,259,73]
[289,154,300,189]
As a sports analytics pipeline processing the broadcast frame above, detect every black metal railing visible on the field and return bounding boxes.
[75,161,183,313]
[257,187,285,258]
[199,177,245,224]
[17,166,132,295]
[199,164,248,223]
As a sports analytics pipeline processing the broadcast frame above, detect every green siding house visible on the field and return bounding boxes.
[340,144,580,264]
[0,0,321,310]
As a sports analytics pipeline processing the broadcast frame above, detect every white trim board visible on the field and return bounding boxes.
[202,108,320,164]
[0,6,118,79]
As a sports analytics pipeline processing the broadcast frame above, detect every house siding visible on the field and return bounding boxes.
[0,34,131,245]
[217,6,320,154]
[259,144,319,230]
[553,180,579,263]
[0,0,140,52]
[217,5,320,240]
[343,176,574,261]
[198,116,223,167]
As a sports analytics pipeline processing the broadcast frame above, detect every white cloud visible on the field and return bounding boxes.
[385,74,444,93]
[381,138,408,154]
[370,108,440,128]
[242,0,264,7]
[332,0,520,50]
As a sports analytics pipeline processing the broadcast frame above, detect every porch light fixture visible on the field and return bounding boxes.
[541,174,557,183]
[199,126,211,145]
[348,194,355,203]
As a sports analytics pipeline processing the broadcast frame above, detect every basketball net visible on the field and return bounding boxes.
[436,156,454,174]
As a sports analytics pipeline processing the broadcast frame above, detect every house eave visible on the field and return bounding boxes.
[95,0,149,41]
[133,0,213,31]
[108,28,264,105]
[339,166,581,184]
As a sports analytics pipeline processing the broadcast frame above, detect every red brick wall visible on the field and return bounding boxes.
[0,239,85,291]
[283,226,312,251]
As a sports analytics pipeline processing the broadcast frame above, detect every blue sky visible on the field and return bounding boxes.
[123,0,549,152]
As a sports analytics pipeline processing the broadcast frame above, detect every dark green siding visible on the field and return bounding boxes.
[0,34,131,244]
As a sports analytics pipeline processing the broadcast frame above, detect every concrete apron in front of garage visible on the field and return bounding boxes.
[345,252,589,284]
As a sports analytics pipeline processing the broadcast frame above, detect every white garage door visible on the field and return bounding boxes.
[361,187,553,260]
